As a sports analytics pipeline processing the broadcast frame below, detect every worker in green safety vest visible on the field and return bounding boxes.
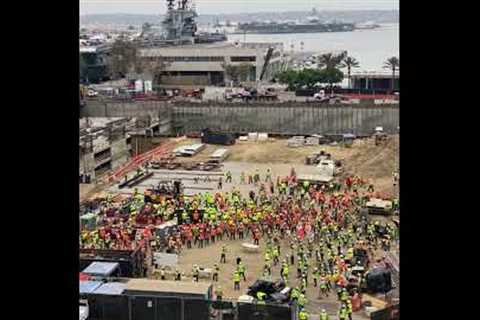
[320,309,329,320]
[256,291,267,305]
[214,286,223,300]
[233,271,241,290]
[347,299,353,320]
[340,288,349,303]
[281,263,289,280]
[313,267,320,287]
[272,246,279,265]
[297,293,308,310]
[338,304,348,320]
[290,287,300,302]
[298,310,309,320]
[238,261,246,281]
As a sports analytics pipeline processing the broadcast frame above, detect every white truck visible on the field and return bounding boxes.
[316,159,336,177]
[297,159,337,186]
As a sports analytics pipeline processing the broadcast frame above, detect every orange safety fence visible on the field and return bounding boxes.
[104,139,181,183]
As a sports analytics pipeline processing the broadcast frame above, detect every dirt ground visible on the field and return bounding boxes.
[159,235,371,319]
[168,135,399,196]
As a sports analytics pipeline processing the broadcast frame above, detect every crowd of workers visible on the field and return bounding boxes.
[80,167,399,319]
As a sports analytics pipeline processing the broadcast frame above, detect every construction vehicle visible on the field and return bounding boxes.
[316,159,336,177]
[360,198,393,216]
[259,47,274,81]
[305,150,331,165]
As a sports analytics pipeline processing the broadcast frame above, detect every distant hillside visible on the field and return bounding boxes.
[80,10,399,27]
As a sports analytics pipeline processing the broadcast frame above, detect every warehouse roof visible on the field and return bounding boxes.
[125,279,211,295]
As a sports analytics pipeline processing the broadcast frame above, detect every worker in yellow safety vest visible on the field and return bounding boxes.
[340,288,349,303]
[214,286,223,300]
[298,310,309,320]
[338,304,348,320]
[297,293,308,311]
[319,309,329,320]
[347,299,353,320]
[256,291,267,305]
[233,271,241,290]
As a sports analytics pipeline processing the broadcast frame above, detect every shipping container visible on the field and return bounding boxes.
[210,148,230,162]
[80,248,146,278]
[201,129,236,145]
[82,262,120,278]
[124,279,212,300]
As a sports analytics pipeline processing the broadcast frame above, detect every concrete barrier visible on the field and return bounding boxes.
[82,100,399,136]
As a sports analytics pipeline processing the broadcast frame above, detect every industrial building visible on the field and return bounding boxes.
[80,44,111,84]
[351,71,400,91]
[138,42,286,85]
[79,117,132,182]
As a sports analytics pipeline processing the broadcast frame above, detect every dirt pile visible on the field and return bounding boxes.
[341,135,399,196]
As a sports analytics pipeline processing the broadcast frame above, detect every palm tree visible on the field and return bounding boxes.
[317,52,347,70]
[317,52,346,93]
[383,56,399,91]
[341,56,360,89]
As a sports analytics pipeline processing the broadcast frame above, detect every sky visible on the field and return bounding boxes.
[80,0,399,15]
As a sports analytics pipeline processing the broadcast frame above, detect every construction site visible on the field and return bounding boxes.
[79,2,399,320]
[80,123,399,320]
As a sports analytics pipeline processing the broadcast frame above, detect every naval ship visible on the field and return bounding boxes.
[235,16,355,34]
[138,0,227,47]
[234,7,360,35]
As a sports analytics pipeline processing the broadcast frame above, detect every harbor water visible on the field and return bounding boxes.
[228,23,399,73]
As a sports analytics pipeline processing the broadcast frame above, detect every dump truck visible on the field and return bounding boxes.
[361,198,393,216]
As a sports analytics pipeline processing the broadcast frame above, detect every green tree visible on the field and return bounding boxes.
[317,52,346,93]
[340,56,360,88]
[108,39,138,79]
[277,70,298,90]
[383,56,399,91]
[277,69,328,90]
[317,52,347,70]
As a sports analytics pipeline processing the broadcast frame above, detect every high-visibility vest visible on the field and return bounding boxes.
[299,311,308,320]
[338,308,347,319]
[238,264,245,273]
[233,273,240,282]
[257,292,266,301]
[320,311,329,320]
[298,294,307,306]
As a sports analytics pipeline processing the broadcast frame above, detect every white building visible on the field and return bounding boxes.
[138,42,286,86]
